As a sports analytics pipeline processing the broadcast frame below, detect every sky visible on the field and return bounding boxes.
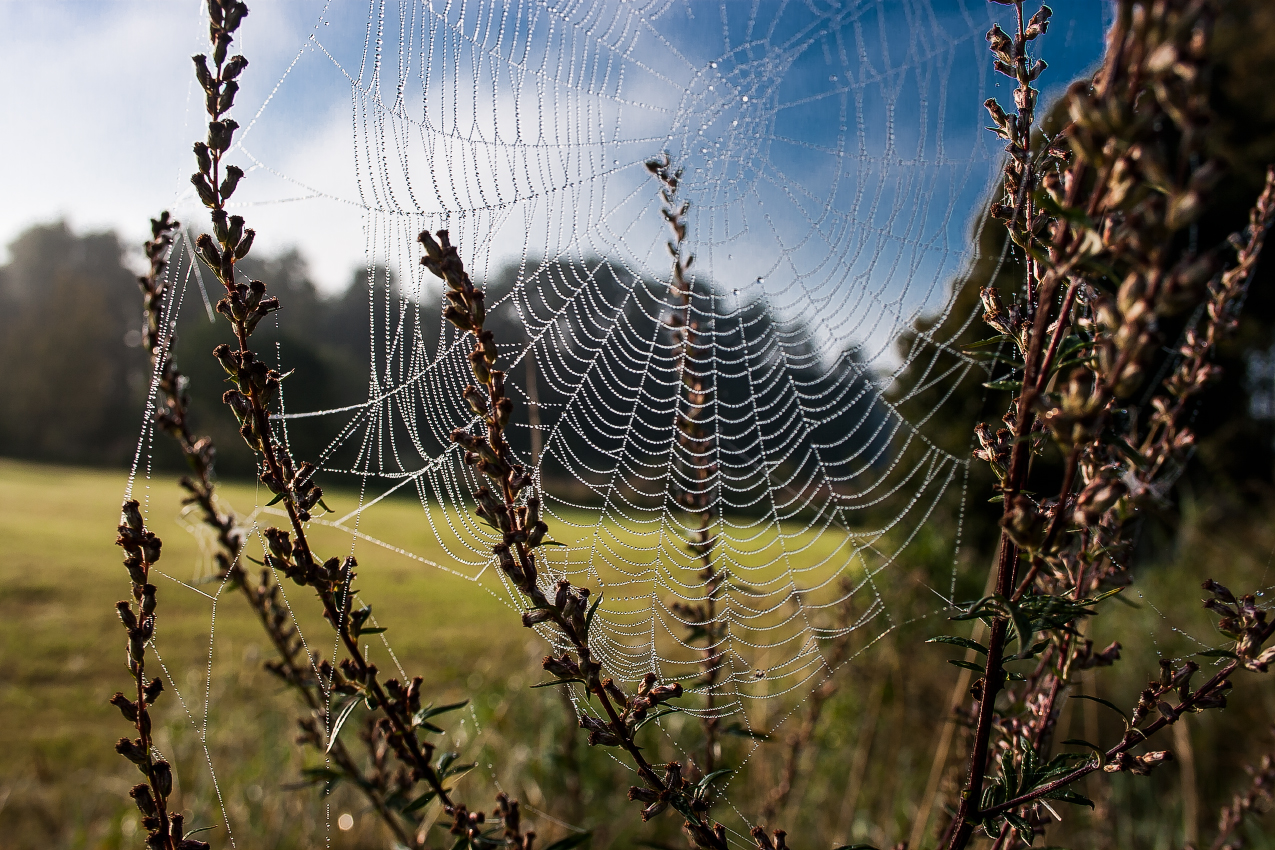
[0,1,369,291]
[0,0,1109,312]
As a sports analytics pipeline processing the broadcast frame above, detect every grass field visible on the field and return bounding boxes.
[0,458,902,850]
[0,459,539,849]
[7,458,1275,850]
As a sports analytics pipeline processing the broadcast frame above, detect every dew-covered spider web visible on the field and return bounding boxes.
[130,0,1110,842]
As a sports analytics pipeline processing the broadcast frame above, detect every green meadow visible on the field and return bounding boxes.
[7,458,1275,850]
[0,459,892,849]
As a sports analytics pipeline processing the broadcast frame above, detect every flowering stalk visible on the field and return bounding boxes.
[113,499,208,850]
[421,228,733,849]
[645,154,726,779]
[135,214,427,847]
[941,1,1275,847]
[184,3,512,843]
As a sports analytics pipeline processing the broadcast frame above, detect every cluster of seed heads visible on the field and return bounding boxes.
[113,501,209,850]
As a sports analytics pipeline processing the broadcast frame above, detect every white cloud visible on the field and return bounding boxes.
[0,0,364,291]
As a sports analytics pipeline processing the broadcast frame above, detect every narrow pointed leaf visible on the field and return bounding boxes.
[927,635,989,654]
[1070,694,1128,722]
[326,696,361,753]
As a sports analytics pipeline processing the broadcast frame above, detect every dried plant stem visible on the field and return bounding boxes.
[137,215,413,845]
[181,5,525,844]
[983,659,1239,819]
[111,215,206,850]
[645,154,727,779]
[113,498,203,850]
[950,3,1053,838]
[946,2,1275,847]
[420,227,735,849]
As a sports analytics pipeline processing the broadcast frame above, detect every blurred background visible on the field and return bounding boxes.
[5,1,1275,849]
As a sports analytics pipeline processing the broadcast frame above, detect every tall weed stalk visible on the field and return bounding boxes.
[109,1,1275,849]
[937,1,1275,848]
[119,2,552,847]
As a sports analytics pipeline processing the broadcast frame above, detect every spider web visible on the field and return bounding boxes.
[129,0,1110,842]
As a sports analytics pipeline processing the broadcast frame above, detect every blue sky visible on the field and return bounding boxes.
[0,0,1109,315]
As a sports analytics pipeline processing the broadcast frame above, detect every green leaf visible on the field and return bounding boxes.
[540,833,592,850]
[983,378,1024,391]
[266,492,286,506]
[1086,587,1126,605]
[962,336,1012,351]
[633,707,682,733]
[442,761,475,779]
[1195,648,1238,659]
[1000,750,1019,797]
[1049,352,1095,375]
[327,695,362,753]
[927,635,989,654]
[295,766,343,795]
[414,701,469,725]
[1110,436,1149,469]
[360,627,388,635]
[695,767,734,793]
[584,592,604,638]
[317,498,333,513]
[951,595,998,622]
[1002,597,1035,660]
[948,659,986,673]
[1016,640,1050,660]
[1004,811,1035,845]
[1070,694,1129,722]
[970,351,1026,368]
[402,789,437,813]
[1045,788,1096,809]
[531,678,586,689]
[538,540,568,547]
[1035,191,1095,228]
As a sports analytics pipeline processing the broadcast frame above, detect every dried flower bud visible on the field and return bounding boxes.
[986,24,1012,60]
[115,736,148,765]
[522,608,553,627]
[153,759,174,797]
[223,54,248,80]
[628,786,660,803]
[220,165,244,200]
[130,783,157,816]
[478,330,498,365]
[494,396,513,430]
[641,800,668,820]
[462,385,487,416]
[526,521,549,548]
[648,682,683,704]
[543,653,580,680]
[470,348,491,385]
[1072,476,1126,526]
[234,228,255,259]
[111,692,139,722]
